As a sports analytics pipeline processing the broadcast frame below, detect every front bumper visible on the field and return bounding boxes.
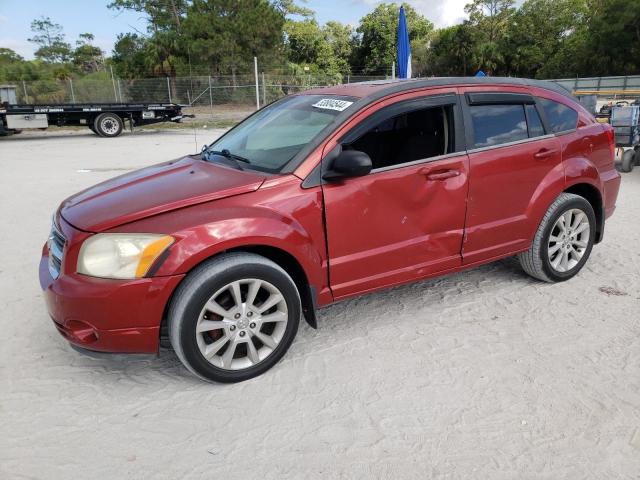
[39,250,184,353]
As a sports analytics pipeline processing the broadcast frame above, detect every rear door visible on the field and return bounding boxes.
[460,87,563,264]
[321,90,469,299]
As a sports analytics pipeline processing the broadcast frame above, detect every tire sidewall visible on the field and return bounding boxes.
[620,149,635,172]
[173,261,301,383]
[539,197,596,282]
[94,113,123,137]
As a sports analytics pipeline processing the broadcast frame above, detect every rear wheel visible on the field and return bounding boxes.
[168,253,301,383]
[519,193,596,283]
[93,113,123,137]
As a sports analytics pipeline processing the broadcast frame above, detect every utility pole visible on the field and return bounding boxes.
[261,72,266,106]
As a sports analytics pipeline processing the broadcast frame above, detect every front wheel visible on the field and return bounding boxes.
[168,253,301,383]
[519,193,596,282]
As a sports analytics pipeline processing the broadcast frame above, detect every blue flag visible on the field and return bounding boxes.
[396,6,411,79]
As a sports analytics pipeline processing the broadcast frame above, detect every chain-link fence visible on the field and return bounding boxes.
[11,74,388,107]
[7,73,387,124]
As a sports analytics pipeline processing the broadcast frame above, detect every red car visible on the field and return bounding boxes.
[40,78,621,383]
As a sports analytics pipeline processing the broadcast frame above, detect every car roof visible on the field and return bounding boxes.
[301,76,573,102]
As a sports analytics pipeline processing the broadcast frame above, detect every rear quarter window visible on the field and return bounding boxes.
[539,98,578,133]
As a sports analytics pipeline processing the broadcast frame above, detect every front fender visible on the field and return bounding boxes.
[160,215,323,282]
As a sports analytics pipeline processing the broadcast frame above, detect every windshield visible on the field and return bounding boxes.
[204,95,357,173]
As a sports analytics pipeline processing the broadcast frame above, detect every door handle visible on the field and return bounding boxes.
[533,149,558,160]
[423,169,460,181]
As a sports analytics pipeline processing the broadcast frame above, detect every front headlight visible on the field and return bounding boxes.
[77,234,174,279]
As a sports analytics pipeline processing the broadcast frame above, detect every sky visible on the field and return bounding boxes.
[0,0,471,60]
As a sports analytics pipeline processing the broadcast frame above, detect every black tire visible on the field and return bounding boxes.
[88,124,98,135]
[168,253,301,383]
[620,149,635,173]
[518,193,596,283]
[93,112,123,137]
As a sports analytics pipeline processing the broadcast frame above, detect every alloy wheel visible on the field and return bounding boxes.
[195,279,289,370]
[547,208,590,273]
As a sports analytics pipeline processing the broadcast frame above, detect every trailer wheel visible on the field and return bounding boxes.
[94,113,124,138]
[620,149,635,173]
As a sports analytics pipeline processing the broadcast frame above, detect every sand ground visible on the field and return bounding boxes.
[1,128,639,479]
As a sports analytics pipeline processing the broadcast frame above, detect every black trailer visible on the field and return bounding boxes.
[0,85,190,139]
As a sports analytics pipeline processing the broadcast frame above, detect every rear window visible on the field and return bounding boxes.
[470,104,528,148]
[539,98,578,133]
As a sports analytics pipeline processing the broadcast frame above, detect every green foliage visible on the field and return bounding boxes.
[284,19,354,76]
[73,33,105,73]
[1,0,639,91]
[354,3,433,74]
[28,17,72,63]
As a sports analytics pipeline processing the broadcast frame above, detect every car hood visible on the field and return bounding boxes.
[60,155,266,232]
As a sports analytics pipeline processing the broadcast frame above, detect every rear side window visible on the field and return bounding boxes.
[539,98,578,133]
[470,105,528,148]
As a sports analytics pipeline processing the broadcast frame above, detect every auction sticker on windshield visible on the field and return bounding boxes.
[312,98,353,111]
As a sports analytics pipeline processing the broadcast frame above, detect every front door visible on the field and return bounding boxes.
[321,91,470,299]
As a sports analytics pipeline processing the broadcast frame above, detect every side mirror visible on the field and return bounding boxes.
[323,149,372,181]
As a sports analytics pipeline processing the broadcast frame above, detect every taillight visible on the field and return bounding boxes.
[604,125,616,163]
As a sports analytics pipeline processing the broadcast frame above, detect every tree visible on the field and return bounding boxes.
[28,17,72,63]
[323,21,355,75]
[108,0,188,76]
[354,3,433,75]
[464,0,515,74]
[181,0,285,77]
[284,18,354,76]
[111,33,149,78]
[426,23,475,76]
[0,48,24,65]
[273,0,314,18]
[576,0,640,76]
[72,33,105,73]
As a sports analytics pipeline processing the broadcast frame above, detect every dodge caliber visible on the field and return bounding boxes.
[40,78,621,382]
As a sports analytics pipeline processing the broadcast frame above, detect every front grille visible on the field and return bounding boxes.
[47,219,66,279]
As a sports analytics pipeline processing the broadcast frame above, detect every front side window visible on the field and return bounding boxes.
[539,98,578,133]
[205,95,356,173]
[348,105,454,170]
[470,104,528,148]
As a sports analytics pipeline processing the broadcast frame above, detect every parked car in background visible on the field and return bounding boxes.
[40,77,621,383]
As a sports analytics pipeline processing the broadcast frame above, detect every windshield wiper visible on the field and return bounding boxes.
[208,148,250,163]
[201,148,252,171]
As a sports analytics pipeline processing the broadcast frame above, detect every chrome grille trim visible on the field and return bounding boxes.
[47,219,66,279]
